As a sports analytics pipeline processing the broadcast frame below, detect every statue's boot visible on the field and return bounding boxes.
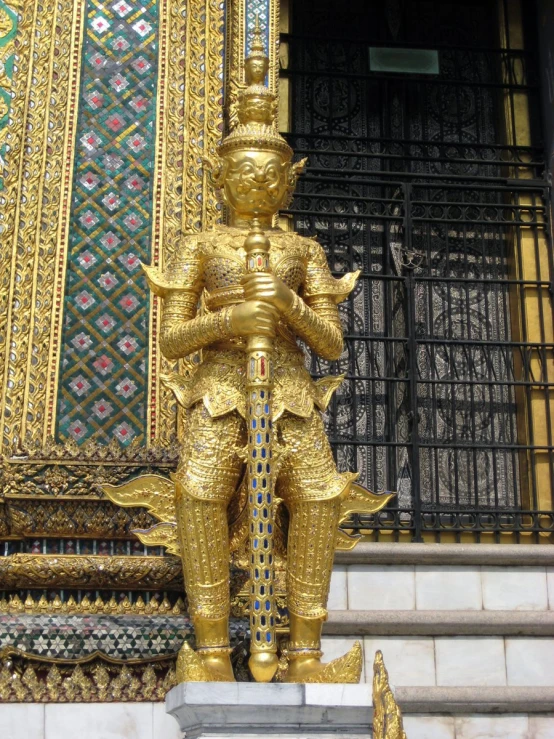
[286,613,362,683]
[286,613,325,681]
[194,615,235,681]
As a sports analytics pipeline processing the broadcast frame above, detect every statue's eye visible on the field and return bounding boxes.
[239,164,254,177]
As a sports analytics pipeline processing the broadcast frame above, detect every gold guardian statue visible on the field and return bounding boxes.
[104,20,393,683]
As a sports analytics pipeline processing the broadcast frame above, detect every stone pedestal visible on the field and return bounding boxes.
[165,682,373,738]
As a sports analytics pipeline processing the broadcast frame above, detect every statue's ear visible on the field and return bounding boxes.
[202,156,225,188]
[291,157,308,179]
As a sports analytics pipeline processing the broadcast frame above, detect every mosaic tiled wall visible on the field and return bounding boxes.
[56,0,159,446]
[0,1,17,187]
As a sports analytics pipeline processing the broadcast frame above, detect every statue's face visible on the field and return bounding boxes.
[248,58,267,82]
[221,149,291,219]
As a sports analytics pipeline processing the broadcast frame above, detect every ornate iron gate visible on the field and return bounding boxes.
[282,0,554,541]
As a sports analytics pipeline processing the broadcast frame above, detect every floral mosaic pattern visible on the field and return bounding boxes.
[0,614,190,660]
[0,614,249,661]
[56,0,158,446]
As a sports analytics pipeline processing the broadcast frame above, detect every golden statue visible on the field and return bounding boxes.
[104,19,393,684]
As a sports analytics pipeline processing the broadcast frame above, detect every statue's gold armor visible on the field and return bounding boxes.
[147,225,358,680]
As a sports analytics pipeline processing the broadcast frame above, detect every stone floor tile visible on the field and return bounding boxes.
[364,636,435,687]
[547,568,554,610]
[454,714,528,739]
[45,702,153,739]
[506,638,554,686]
[528,714,554,738]
[482,567,548,611]
[403,714,455,739]
[416,565,482,611]
[347,565,415,610]
[435,637,506,687]
[328,565,348,610]
[0,704,44,739]
[153,703,183,739]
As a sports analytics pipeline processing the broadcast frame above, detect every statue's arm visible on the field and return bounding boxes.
[283,239,359,361]
[159,291,234,360]
[143,245,234,361]
[284,292,344,361]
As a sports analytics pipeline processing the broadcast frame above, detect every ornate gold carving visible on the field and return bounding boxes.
[372,650,407,739]
[0,592,185,616]
[103,474,176,523]
[0,649,177,703]
[2,497,158,539]
[281,640,363,684]
[0,555,183,590]
[0,7,13,36]
[337,484,397,550]
[226,1,280,96]
[175,642,215,682]
[1,439,178,497]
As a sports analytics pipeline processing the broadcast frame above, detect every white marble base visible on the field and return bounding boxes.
[165,682,373,738]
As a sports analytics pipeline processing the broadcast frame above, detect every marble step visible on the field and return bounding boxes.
[396,686,554,714]
[324,609,554,635]
[334,542,554,566]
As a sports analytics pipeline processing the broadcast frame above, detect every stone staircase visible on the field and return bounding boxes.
[321,543,554,738]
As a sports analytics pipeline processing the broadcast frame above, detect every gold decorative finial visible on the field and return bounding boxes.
[372,651,407,739]
[218,17,288,153]
[247,13,266,61]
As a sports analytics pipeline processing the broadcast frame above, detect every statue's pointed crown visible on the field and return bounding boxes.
[218,15,292,158]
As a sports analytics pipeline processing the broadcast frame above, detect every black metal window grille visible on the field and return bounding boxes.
[281,0,554,541]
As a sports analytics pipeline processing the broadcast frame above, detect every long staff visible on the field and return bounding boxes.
[243,219,278,682]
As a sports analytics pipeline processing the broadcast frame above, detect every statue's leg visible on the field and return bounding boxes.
[175,403,245,681]
[278,411,353,681]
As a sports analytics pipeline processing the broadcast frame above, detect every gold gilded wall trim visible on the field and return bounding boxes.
[153,0,226,442]
[0,651,177,703]
[44,1,87,442]
[0,0,36,449]
[0,0,86,453]
[0,593,186,616]
[149,0,186,443]
[0,554,183,590]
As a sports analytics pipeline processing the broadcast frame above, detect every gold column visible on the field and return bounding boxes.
[500,0,554,532]
[151,0,226,443]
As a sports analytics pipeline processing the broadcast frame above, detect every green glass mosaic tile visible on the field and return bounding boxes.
[56,0,159,446]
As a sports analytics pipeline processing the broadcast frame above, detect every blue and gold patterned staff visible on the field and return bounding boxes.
[242,219,279,681]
